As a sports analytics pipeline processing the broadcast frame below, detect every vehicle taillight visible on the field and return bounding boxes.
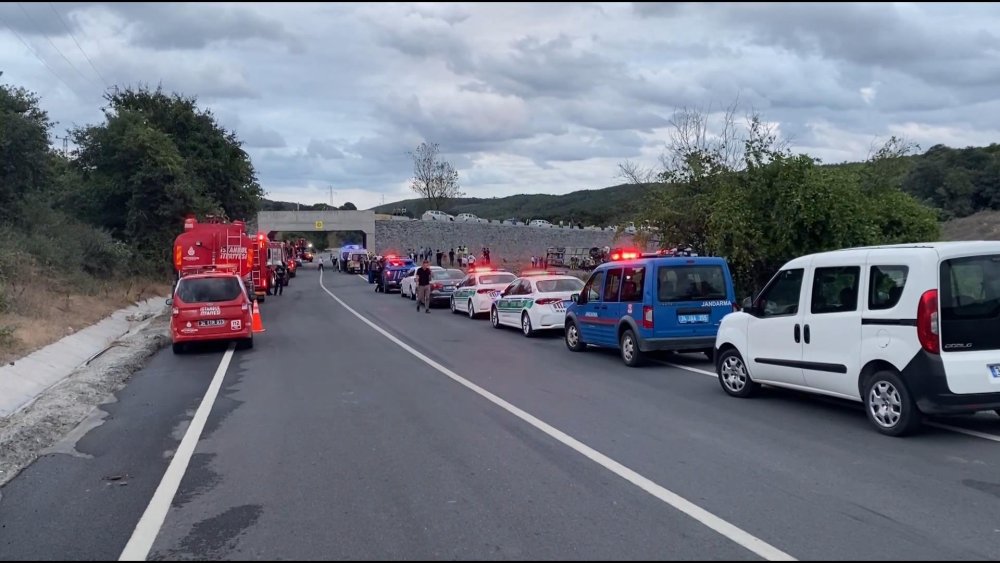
[172,307,179,316]
[642,305,653,329]
[432,282,443,290]
[917,289,939,354]
[536,297,561,305]
[477,288,494,294]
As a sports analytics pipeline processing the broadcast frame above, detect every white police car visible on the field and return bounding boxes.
[490,272,585,336]
[450,268,517,318]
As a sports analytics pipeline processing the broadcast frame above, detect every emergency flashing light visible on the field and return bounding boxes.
[611,249,640,261]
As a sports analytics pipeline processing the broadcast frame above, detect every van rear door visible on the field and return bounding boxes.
[653,260,732,341]
[938,253,1000,394]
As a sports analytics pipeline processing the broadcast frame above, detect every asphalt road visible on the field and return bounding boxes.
[2,264,1000,560]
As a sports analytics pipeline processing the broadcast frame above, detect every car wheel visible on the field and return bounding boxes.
[717,348,759,398]
[410,290,416,301]
[400,287,406,298]
[451,298,459,314]
[620,329,644,367]
[521,312,535,337]
[565,320,586,352]
[864,370,922,437]
[237,335,254,350]
[467,300,476,319]
[257,295,265,303]
[491,306,502,329]
[172,343,184,354]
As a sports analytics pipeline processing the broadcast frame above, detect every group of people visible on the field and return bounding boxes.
[405,246,493,269]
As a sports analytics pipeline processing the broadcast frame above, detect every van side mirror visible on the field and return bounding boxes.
[742,296,755,314]
[571,293,579,303]
[165,298,173,306]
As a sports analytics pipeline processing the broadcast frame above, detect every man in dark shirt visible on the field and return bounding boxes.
[449,248,455,266]
[416,260,432,313]
[436,249,443,267]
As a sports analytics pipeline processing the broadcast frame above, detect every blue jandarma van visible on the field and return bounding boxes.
[564,248,738,366]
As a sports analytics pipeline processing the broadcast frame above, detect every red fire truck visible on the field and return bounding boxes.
[173,216,273,301]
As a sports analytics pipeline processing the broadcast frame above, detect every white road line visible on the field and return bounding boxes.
[119,345,236,561]
[651,361,1000,444]
[357,274,368,282]
[318,271,796,561]
[927,421,1000,442]
[652,359,716,378]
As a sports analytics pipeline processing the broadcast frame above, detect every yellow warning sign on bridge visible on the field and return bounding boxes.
[314,220,324,230]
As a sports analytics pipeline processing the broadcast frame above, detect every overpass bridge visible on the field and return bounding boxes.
[256,210,375,247]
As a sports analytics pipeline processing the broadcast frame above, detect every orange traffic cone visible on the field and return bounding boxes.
[252,300,265,333]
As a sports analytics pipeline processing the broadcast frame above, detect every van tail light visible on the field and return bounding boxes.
[536,297,561,305]
[477,288,494,294]
[917,289,939,354]
[642,306,654,329]
[172,307,179,317]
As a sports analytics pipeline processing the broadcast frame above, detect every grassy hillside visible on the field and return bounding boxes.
[941,211,1000,240]
[369,183,652,226]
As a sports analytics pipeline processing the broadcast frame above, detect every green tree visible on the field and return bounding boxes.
[339,202,357,210]
[0,84,54,221]
[102,85,263,220]
[621,104,939,296]
[72,111,209,268]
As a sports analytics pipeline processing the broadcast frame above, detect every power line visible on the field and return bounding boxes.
[47,2,109,88]
[16,1,101,91]
[0,13,87,100]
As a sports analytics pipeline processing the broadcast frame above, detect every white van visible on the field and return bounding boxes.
[421,210,454,222]
[715,242,1000,436]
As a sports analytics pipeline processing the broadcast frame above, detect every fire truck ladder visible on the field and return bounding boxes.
[249,235,264,292]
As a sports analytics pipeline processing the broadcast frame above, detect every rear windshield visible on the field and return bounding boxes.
[431,270,457,280]
[445,270,466,280]
[658,265,727,302]
[177,277,243,303]
[940,255,1000,352]
[480,274,515,285]
[536,278,584,293]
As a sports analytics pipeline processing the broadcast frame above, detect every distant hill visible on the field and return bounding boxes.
[941,210,1000,240]
[369,183,653,226]
[261,142,1000,231]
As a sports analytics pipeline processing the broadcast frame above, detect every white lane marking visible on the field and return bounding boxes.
[119,345,236,561]
[318,271,795,561]
[357,274,367,282]
[653,359,716,378]
[927,421,1000,442]
[652,361,1000,444]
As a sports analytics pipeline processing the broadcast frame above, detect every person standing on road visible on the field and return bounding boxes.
[449,248,455,266]
[275,263,287,295]
[416,260,432,313]
[318,257,324,272]
[436,249,443,267]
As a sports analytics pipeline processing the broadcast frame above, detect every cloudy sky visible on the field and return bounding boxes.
[2,2,999,210]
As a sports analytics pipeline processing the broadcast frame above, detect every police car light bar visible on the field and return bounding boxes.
[650,246,699,257]
[520,269,568,276]
[610,249,640,261]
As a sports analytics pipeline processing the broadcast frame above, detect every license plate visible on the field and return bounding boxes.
[990,364,1000,380]
[199,319,226,327]
[678,314,710,324]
